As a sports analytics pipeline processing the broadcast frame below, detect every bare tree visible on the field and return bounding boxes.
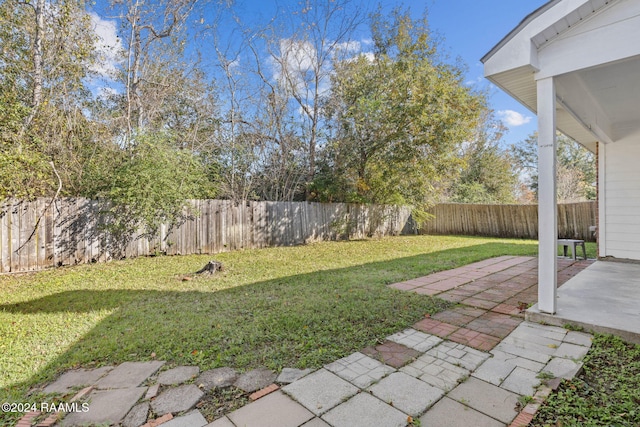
[113,0,198,143]
[264,0,365,197]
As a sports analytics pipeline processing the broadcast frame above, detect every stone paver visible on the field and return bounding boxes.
[96,361,165,389]
[472,357,517,386]
[160,410,208,427]
[282,369,359,416]
[61,387,147,426]
[157,366,200,385]
[490,349,546,373]
[564,331,593,347]
[500,366,541,395]
[277,368,312,384]
[197,367,238,391]
[401,354,469,391]
[367,372,444,416]
[324,352,395,388]
[43,366,113,394]
[122,402,149,427]
[386,328,442,352]
[555,342,590,359]
[321,392,408,427]
[544,357,582,379]
[205,416,234,427]
[426,341,489,371]
[227,391,314,427]
[420,397,504,427]
[413,318,459,338]
[361,340,420,368]
[150,384,204,416]
[234,369,277,393]
[448,377,519,424]
[448,327,501,351]
[301,418,331,427]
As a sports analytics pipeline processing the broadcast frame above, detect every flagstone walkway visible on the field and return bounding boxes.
[25,256,594,427]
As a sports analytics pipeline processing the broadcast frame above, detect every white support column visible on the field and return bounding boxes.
[537,77,558,314]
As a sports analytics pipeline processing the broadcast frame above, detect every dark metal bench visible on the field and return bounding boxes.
[557,239,587,260]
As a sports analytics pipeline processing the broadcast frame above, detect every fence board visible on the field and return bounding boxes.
[3,198,595,274]
[421,202,596,241]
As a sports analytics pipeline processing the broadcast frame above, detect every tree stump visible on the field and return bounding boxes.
[196,260,224,275]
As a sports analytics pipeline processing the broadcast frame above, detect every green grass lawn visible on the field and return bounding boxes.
[7,234,603,426]
[533,334,640,427]
[0,236,540,401]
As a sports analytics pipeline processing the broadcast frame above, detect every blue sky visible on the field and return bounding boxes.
[229,0,549,146]
[425,0,548,146]
[90,0,548,147]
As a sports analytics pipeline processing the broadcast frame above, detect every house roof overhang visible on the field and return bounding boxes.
[482,0,640,152]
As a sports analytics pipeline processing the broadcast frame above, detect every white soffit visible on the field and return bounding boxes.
[482,0,640,150]
[532,0,612,49]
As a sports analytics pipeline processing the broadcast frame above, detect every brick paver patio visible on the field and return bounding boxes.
[392,255,593,352]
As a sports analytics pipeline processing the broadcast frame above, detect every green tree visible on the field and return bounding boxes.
[319,8,484,222]
[450,113,517,204]
[86,132,214,249]
[0,0,97,199]
[511,132,596,202]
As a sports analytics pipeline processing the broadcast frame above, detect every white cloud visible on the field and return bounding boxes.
[465,75,484,86]
[497,110,532,127]
[89,12,122,78]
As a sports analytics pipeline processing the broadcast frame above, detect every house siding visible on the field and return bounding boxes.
[604,133,640,260]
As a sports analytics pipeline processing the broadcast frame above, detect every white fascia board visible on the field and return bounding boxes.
[536,2,640,79]
[484,0,593,78]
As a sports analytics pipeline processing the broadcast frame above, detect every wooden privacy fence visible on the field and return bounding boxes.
[421,202,597,242]
[0,198,413,273]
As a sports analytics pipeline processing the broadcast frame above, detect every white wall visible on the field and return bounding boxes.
[602,132,640,260]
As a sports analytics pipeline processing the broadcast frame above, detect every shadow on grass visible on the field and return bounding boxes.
[0,240,537,410]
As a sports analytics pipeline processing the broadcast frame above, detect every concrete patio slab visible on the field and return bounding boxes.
[227,390,314,427]
[61,387,146,426]
[150,384,204,416]
[282,369,359,416]
[321,392,408,427]
[419,397,504,427]
[448,377,519,424]
[161,410,208,427]
[43,366,113,394]
[386,328,442,352]
[527,261,640,344]
[367,372,443,416]
[95,361,165,389]
[157,366,200,385]
[324,352,395,388]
